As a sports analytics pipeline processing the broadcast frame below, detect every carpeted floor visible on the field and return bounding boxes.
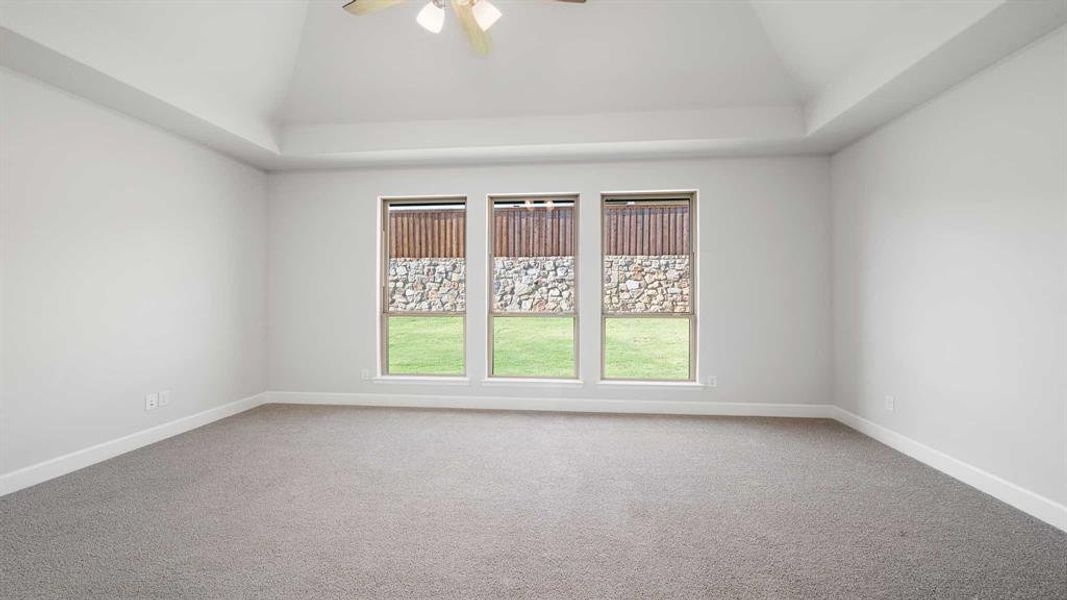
[1,404,1064,599]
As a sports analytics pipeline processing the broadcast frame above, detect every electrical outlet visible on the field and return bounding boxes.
[145,393,159,411]
[706,375,718,388]
[159,390,171,407]
[885,395,895,412]
[360,369,371,381]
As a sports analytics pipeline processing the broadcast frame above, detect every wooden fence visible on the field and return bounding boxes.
[603,205,690,255]
[492,206,575,257]
[388,210,465,258]
[389,205,689,258]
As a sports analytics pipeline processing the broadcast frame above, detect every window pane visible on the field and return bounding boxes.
[492,317,575,378]
[602,200,691,314]
[387,316,464,375]
[604,318,690,380]
[387,202,465,312]
[492,199,575,313]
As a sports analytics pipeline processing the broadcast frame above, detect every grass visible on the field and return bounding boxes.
[387,316,465,375]
[604,318,690,380]
[492,317,575,378]
[386,315,689,380]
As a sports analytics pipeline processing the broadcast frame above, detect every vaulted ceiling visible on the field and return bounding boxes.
[0,0,307,147]
[281,1,802,124]
[752,0,945,99]
[1,0,1063,169]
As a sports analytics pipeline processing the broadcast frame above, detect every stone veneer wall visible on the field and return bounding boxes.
[493,257,575,312]
[388,258,465,312]
[388,255,688,314]
[603,255,691,313]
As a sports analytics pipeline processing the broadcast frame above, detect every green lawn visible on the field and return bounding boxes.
[387,316,465,375]
[604,318,690,380]
[387,315,689,379]
[492,317,575,378]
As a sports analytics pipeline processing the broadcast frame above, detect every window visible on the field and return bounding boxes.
[601,193,695,381]
[381,197,466,376]
[488,195,578,379]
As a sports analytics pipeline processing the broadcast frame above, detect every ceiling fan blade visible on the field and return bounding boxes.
[343,0,406,16]
[451,0,491,55]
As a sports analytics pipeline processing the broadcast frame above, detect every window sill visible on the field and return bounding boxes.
[481,378,584,388]
[373,376,471,386]
[597,380,706,389]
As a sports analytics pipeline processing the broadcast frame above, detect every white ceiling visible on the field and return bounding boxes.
[0,0,307,143]
[751,0,916,100]
[280,0,802,124]
[751,0,1004,101]
[1,0,1062,168]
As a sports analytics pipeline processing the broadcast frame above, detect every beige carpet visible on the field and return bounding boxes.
[1,404,1065,599]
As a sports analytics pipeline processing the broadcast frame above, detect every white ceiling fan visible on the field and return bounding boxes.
[342,0,586,55]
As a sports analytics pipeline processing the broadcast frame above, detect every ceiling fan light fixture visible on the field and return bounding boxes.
[416,1,445,33]
[472,0,502,31]
[344,0,584,54]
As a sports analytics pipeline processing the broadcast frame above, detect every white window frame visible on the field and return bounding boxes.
[486,193,580,381]
[379,195,468,378]
[599,191,697,383]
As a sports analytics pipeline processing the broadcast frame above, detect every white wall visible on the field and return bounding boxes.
[0,69,268,475]
[1,19,1061,532]
[831,28,1066,507]
[267,157,831,407]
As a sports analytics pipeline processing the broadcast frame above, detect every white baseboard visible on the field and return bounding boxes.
[0,392,269,497]
[267,392,1065,532]
[265,390,835,419]
[6,389,1060,534]
[831,407,1067,533]
[0,390,825,497]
